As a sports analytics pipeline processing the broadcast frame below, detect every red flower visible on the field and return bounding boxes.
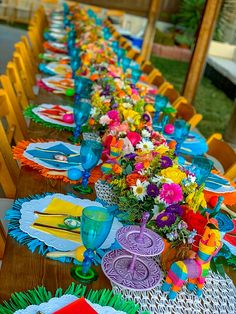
[181,207,207,251]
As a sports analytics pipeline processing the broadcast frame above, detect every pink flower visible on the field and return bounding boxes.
[107,110,120,122]
[127,132,142,146]
[135,162,144,171]
[99,115,112,126]
[160,183,183,204]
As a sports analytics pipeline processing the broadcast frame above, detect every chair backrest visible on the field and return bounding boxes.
[0,151,17,199]
[6,61,28,109]
[21,35,37,69]
[13,52,35,100]
[0,75,28,139]
[207,133,236,180]
[147,68,165,87]
[15,41,36,84]
[141,61,154,75]
[158,82,179,104]
[127,48,139,60]
[174,99,202,128]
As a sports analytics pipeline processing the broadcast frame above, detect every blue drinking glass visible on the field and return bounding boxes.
[173,119,190,155]
[72,99,91,143]
[122,57,131,72]
[75,76,92,97]
[73,140,103,194]
[131,68,142,83]
[190,156,214,185]
[71,206,114,284]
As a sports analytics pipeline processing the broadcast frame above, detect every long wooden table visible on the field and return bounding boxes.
[0,90,111,302]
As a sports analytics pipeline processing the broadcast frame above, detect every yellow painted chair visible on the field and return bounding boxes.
[13,52,35,100]
[207,133,236,180]
[134,54,146,66]
[6,61,28,110]
[127,48,139,60]
[27,28,43,59]
[0,89,22,187]
[0,75,28,139]
[21,35,38,69]
[159,82,180,104]
[147,68,165,88]
[141,61,154,75]
[0,151,17,261]
[174,100,203,129]
[15,42,36,85]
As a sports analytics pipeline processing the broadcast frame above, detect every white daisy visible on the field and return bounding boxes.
[122,102,133,109]
[152,175,173,185]
[142,129,151,138]
[132,179,148,201]
[136,140,154,152]
[90,107,97,117]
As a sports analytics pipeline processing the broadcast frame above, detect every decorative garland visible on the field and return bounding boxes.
[12,139,102,184]
[0,283,148,314]
[5,193,119,265]
[24,105,74,132]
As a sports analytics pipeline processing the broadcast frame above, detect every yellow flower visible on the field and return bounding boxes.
[161,166,186,184]
[122,109,141,127]
[154,144,169,155]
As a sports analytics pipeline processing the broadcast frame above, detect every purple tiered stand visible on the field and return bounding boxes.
[102,213,165,291]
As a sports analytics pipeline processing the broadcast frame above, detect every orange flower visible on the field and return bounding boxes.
[88,118,95,126]
[112,164,122,174]
[143,160,150,169]
[90,74,99,81]
[126,173,147,187]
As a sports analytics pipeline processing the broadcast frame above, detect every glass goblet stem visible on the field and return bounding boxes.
[73,125,81,142]
[82,170,90,188]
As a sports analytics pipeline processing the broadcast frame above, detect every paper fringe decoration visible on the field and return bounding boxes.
[204,171,236,206]
[0,283,148,314]
[5,193,119,266]
[24,105,74,132]
[13,139,102,184]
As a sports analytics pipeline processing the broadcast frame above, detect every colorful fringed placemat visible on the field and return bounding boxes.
[0,283,148,314]
[13,139,102,184]
[5,193,119,265]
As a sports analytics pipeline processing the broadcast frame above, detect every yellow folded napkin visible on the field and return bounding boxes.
[31,198,83,243]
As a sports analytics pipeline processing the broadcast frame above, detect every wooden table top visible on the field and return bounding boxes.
[0,90,111,302]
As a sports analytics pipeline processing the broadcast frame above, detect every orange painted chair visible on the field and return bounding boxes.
[141,61,154,75]
[158,82,180,104]
[207,133,236,180]
[6,61,28,109]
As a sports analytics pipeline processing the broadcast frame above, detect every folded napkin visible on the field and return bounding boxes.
[31,198,83,243]
[53,297,98,314]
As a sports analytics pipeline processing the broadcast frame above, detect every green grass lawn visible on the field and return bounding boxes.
[150,56,234,138]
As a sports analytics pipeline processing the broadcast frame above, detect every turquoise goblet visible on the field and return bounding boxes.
[73,140,103,194]
[71,206,114,284]
[72,99,91,143]
[173,119,190,155]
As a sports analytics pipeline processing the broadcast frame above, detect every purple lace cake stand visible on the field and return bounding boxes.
[116,226,164,257]
[102,249,162,291]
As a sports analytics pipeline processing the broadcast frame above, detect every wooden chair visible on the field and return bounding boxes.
[174,100,203,129]
[207,133,236,180]
[0,151,16,260]
[134,54,146,66]
[127,48,140,60]
[141,61,154,75]
[159,82,180,104]
[0,75,28,139]
[6,61,28,110]
[0,89,21,192]
[15,42,36,85]
[147,68,165,87]
[21,35,38,69]
[27,27,43,59]
[13,52,35,100]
